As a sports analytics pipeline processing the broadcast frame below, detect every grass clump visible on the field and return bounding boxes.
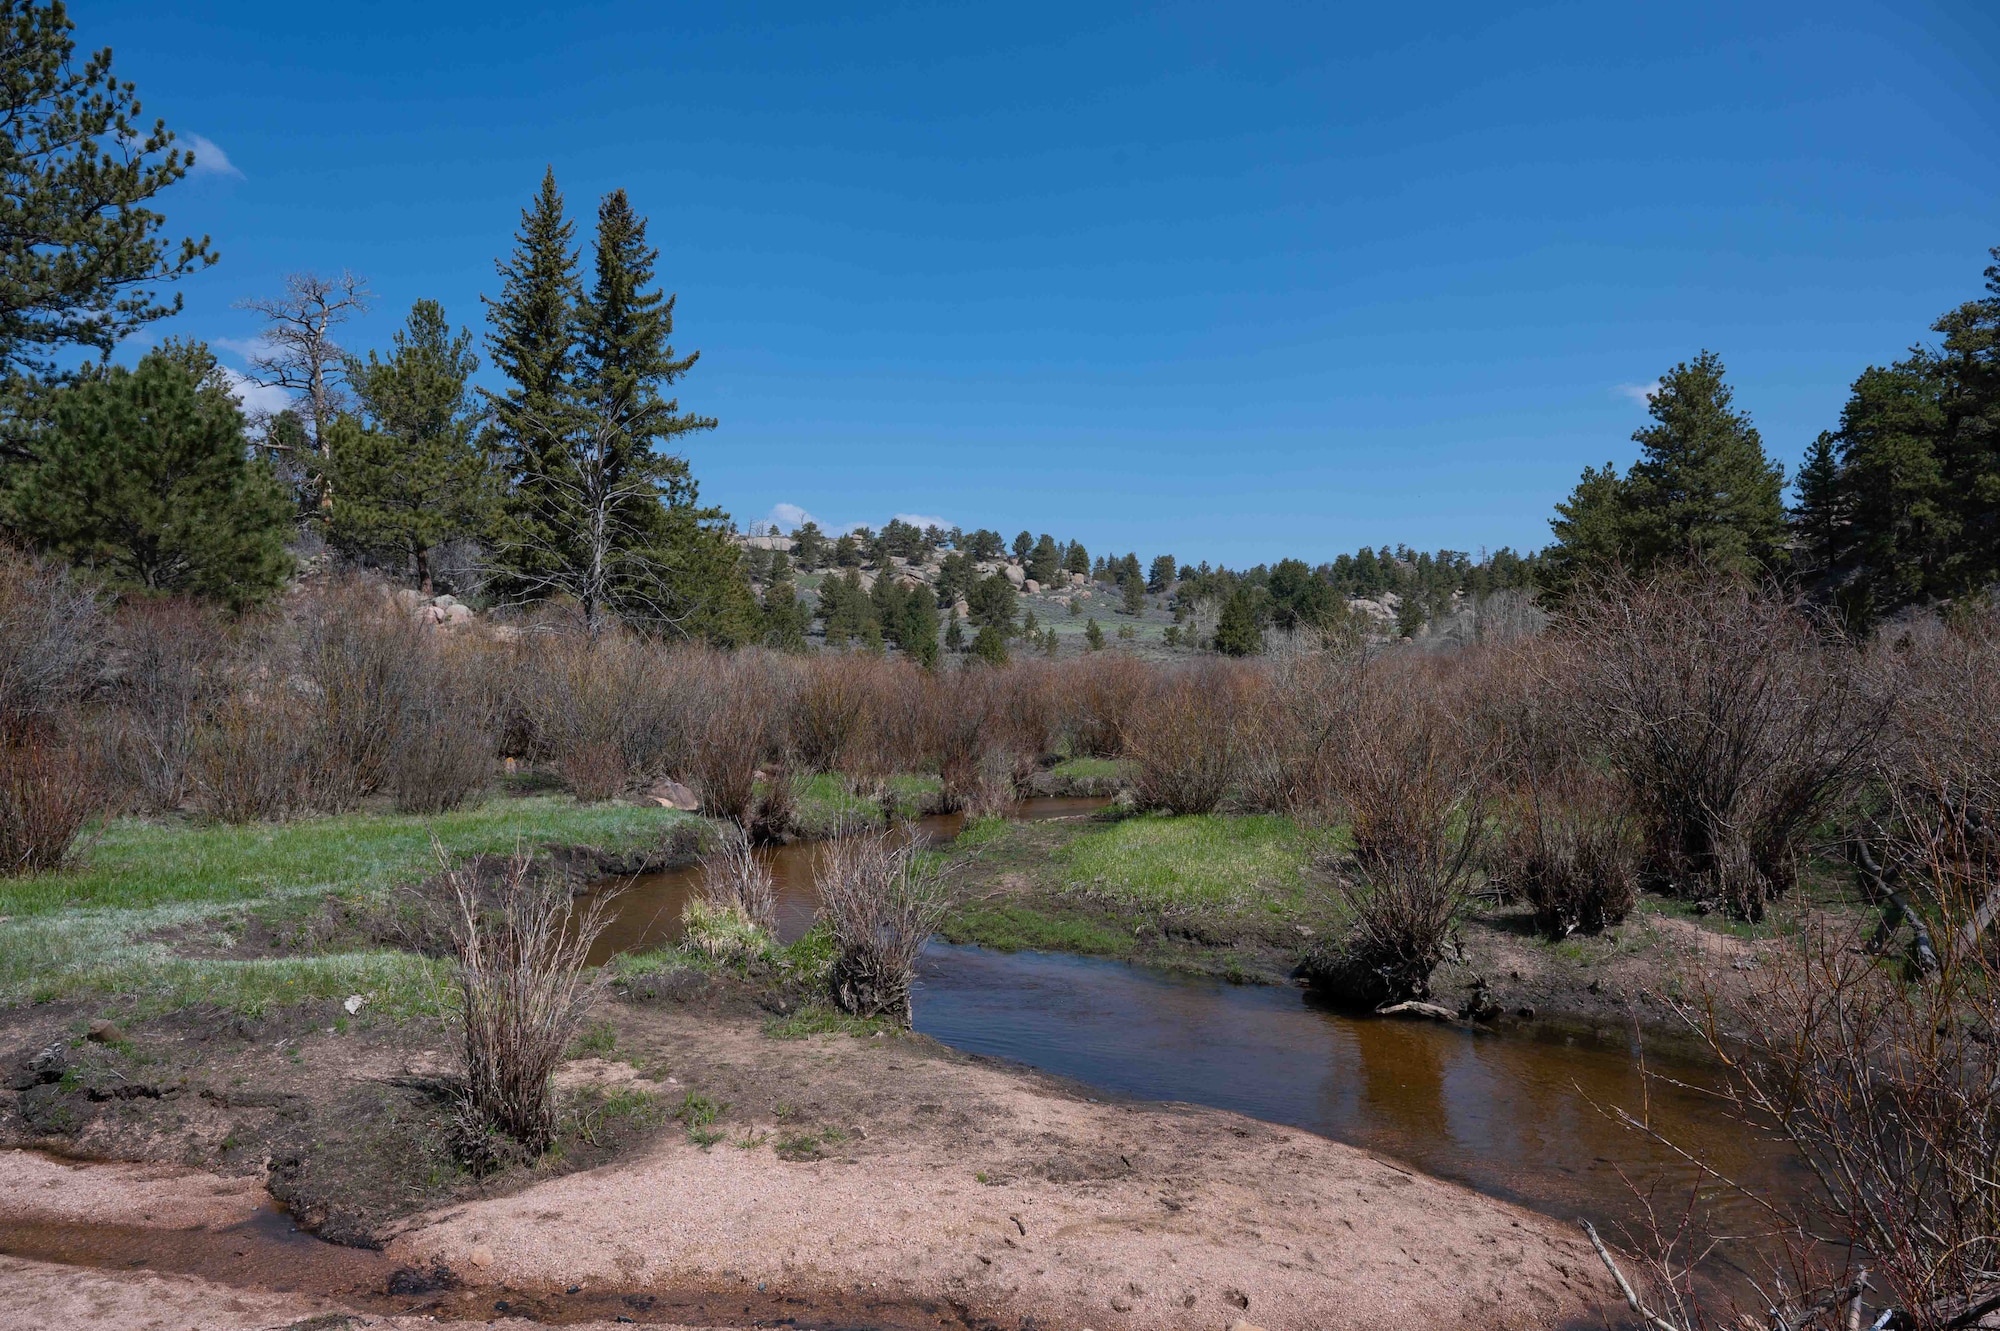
[942,902,1135,957]
[1056,813,1311,914]
[763,1003,894,1040]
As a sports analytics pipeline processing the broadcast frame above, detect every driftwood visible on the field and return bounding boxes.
[1374,1000,1458,1023]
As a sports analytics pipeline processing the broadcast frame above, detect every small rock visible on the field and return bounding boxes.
[1110,1294,1134,1312]
[1229,1321,1268,1331]
[1516,1005,1536,1019]
[469,1245,494,1268]
[1224,1288,1250,1310]
[86,1020,123,1044]
[343,995,366,1015]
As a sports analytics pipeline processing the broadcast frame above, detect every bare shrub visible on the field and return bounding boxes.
[1310,652,1488,1006]
[196,689,315,823]
[1480,641,1640,937]
[682,649,791,823]
[1565,572,1884,919]
[0,730,101,875]
[683,825,776,962]
[1061,652,1148,757]
[1488,771,1638,937]
[790,653,875,773]
[816,829,960,1024]
[1604,915,2000,1331]
[385,640,495,814]
[1126,660,1254,815]
[528,632,660,801]
[446,844,610,1155]
[1859,604,2000,972]
[915,668,1014,815]
[111,598,227,813]
[1239,648,1346,817]
[296,582,427,812]
[0,548,103,736]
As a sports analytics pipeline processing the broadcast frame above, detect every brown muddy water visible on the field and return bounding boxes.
[591,795,1806,1252]
[582,796,1111,964]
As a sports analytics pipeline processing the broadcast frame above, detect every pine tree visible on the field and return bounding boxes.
[483,168,579,590]
[902,585,941,669]
[1122,571,1144,616]
[1063,541,1089,576]
[1213,587,1262,656]
[1084,616,1104,651]
[970,623,1009,665]
[1791,430,1848,580]
[485,178,741,636]
[1011,530,1033,564]
[1620,351,1787,573]
[332,300,493,592]
[944,608,964,651]
[1147,554,1176,593]
[1028,533,1060,584]
[0,1,216,451]
[791,520,827,569]
[7,342,290,607]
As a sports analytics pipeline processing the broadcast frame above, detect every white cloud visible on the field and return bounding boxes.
[186,134,244,179]
[1615,380,1662,405]
[759,504,954,538]
[220,367,292,418]
[210,335,272,361]
[764,502,816,534]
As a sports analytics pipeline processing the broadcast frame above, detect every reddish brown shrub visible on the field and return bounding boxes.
[1060,653,1148,757]
[112,597,228,813]
[1564,571,1883,919]
[1126,660,1256,815]
[0,729,101,875]
[0,548,103,738]
[681,649,793,823]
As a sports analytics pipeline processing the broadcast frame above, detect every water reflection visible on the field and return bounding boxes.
[583,797,1109,965]
[911,943,1804,1241]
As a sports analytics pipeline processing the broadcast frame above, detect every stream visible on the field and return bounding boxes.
[595,797,1808,1246]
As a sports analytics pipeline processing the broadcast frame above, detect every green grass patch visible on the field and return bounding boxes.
[949,814,1014,852]
[1055,813,1312,913]
[1048,756,1124,782]
[942,902,1135,957]
[0,796,694,1014]
[789,773,883,837]
[763,1004,893,1040]
[1,797,695,920]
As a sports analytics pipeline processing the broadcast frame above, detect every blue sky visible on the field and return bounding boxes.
[92,0,1999,566]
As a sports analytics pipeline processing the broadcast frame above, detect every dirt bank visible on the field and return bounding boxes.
[0,997,1617,1330]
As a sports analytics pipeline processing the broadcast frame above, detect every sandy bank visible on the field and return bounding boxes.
[0,1003,1616,1329]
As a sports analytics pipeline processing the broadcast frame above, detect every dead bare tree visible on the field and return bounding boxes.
[235,270,373,508]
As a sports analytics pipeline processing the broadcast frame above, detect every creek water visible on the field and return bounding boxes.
[594,796,1805,1246]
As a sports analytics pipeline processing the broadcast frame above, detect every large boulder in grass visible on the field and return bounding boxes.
[647,779,699,812]
[441,602,475,626]
[1069,570,1087,586]
[952,600,971,619]
[1024,579,1040,594]
[1003,564,1025,587]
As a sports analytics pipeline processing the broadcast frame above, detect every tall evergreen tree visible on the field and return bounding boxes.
[331,300,493,592]
[5,342,290,606]
[1122,570,1145,616]
[1545,352,1786,593]
[1620,351,1787,573]
[483,168,579,591]
[1788,248,2000,622]
[484,178,743,636]
[0,0,217,463]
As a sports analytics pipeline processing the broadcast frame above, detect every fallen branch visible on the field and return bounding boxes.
[1375,1000,1458,1023]
[1577,1218,1685,1331]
